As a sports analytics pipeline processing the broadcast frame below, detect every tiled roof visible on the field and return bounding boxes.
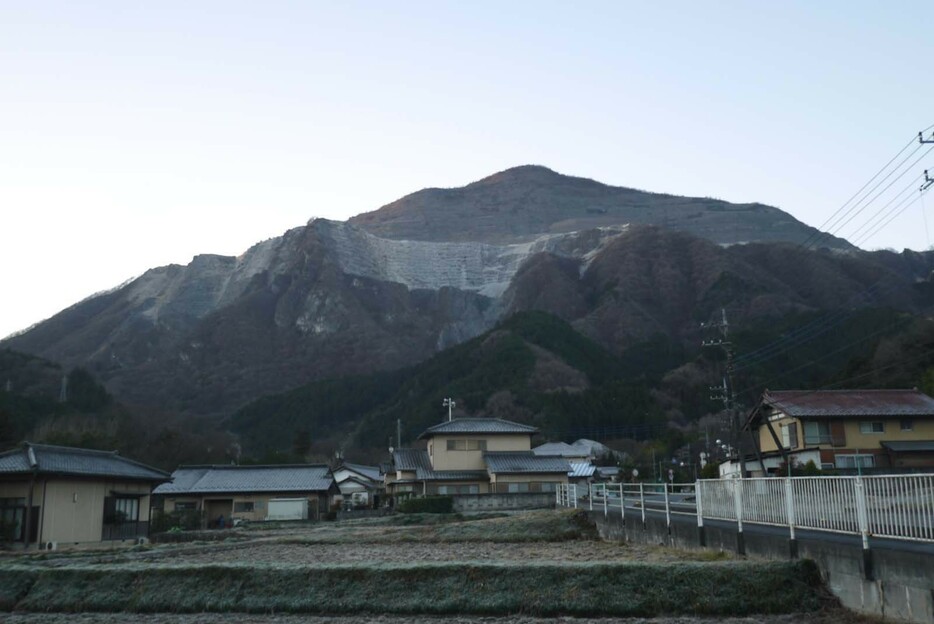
[0,443,169,482]
[484,451,570,474]
[880,440,934,452]
[763,389,934,419]
[533,442,590,457]
[391,449,432,472]
[418,470,489,481]
[341,462,381,482]
[419,418,537,439]
[154,465,333,495]
[568,461,596,478]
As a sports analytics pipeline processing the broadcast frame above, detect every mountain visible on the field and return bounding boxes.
[3,166,932,422]
[350,165,853,248]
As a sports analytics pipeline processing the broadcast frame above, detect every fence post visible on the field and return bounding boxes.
[733,478,745,555]
[664,481,671,536]
[603,484,608,518]
[854,477,873,580]
[784,477,797,559]
[620,482,626,526]
[589,483,593,511]
[695,479,705,547]
[572,484,578,509]
[639,482,646,530]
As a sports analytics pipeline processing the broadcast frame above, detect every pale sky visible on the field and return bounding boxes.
[2,1,933,340]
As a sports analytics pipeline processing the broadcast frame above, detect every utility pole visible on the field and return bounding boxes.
[397,419,402,449]
[701,308,745,478]
[442,398,455,422]
[921,170,933,193]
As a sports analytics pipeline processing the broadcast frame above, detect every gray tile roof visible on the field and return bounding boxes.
[533,442,590,457]
[153,465,333,495]
[341,462,381,482]
[0,443,169,482]
[763,389,934,419]
[391,449,432,472]
[484,451,570,474]
[419,418,538,439]
[417,469,489,481]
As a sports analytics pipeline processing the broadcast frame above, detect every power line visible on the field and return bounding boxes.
[844,172,925,241]
[814,143,933,248]
[799,133,919,249]
[732,313,915,400]
[854,187,931,248]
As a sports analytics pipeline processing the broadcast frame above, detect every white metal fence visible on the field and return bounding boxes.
[557,473,934,544]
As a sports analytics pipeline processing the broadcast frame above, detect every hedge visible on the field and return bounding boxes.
[397,496,454,514]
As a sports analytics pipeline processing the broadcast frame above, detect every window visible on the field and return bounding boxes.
[836,454,875,469]
[446,439,488,451]
[900,419,913,432]
[506,483,530,493]
[781,423,798,449]
[233,501,255,513]
[539,483,558,492]
[175,501,197,511]
[0,498,26,542]
[803,421,832,445]
[859,421,885,434]
[105,497,140,523]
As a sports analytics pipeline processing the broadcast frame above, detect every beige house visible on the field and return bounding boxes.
[385,418,570,498]
[0,443,169,549]
[154,464,338,525]
[743,389,934,475]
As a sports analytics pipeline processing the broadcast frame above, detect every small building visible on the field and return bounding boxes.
[332,462,383,509]
[743,389,934,475]
[385,418,570,499]
[0,443,169,549]
[154,464,338,525]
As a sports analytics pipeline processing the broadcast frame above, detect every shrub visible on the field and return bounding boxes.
[397,496,454,514]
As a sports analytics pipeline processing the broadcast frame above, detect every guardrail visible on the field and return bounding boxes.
[557,473,934,545]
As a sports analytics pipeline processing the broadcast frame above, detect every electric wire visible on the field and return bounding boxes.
[799,133,919,249]
[812,143,933,248]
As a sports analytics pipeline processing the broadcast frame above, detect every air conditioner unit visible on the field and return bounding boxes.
[44,541,57,551]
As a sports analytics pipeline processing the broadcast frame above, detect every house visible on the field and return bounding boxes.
[154,464,338,525]
[743,389,934,475]
[332,462,383,509]
[0,443,170,549]
[385,418,570,498]
[532,442,592,463]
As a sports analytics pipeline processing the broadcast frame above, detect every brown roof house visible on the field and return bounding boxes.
[743,389,934,475]
[0,443,170,549]
[385,418,570,507]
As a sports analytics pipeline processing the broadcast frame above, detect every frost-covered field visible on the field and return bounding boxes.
[0,511,873,622]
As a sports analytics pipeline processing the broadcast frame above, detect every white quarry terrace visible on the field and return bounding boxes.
[121,219,629,323]
[319,219,628,297]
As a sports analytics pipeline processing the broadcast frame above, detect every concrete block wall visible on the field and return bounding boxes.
[590,511,934,623]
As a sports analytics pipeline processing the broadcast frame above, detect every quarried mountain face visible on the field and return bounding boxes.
[4,166,930,421]
[2,220,627,417]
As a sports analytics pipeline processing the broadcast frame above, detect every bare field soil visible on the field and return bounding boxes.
[0,511,874,622]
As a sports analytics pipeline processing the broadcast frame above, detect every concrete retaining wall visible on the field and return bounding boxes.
[452,492,555,512]
[590,510,934,623]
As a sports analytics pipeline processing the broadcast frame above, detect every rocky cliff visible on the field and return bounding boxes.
[4,166,928,420]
